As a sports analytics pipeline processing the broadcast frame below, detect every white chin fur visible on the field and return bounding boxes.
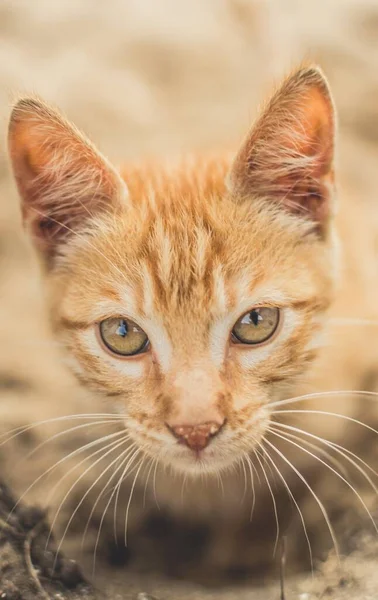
[161,446,240,477]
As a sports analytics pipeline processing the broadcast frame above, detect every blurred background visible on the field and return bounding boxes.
[1,1,378,597]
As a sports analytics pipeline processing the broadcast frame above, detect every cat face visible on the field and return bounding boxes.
[8,66,337,476]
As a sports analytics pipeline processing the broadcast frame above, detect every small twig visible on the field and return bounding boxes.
[24,519,51,600]
[280,536,287,600]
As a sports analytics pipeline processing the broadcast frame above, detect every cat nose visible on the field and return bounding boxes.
[167,420,225,451]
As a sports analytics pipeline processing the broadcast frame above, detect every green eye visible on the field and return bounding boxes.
[99,318,149,356]
[232,307,280,345]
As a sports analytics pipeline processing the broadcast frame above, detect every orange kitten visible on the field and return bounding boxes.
[7,66,378,575]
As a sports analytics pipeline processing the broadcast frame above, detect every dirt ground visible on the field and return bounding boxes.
[1,0,378,598]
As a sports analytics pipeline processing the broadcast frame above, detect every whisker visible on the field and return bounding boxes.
[240,456,248,506]
[92,446,141,575]
[271,422,378,494]
[45,434,131,510]
[243,452,257,520]
[271,428,349,479]
[7,429,127,521]
[270,390,378,410]
[143,456,156,509]
[152,457,160,510]
[113,447,141,543]
[268,428,378,534]
[216,470,225,498]
[271,409,378,437]
[254,447,280,557]
[54,439,131,573]
[0,413,123,446]
[260,444,278,484]
[124,453,145,546]
[49,436,130,564]
[263,437,340,563]
[180,471,189,507]
[81,445,135,551]
[260,442,314,572]
[21,419,122,466]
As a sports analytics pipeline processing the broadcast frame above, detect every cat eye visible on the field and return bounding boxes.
[232,307,280,345]
[99,318,149,356]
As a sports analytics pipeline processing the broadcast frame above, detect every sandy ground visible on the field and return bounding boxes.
[1,0,378,598]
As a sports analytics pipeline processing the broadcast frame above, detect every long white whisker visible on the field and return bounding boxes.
[271,422,378,494]
[8,430,127,522]
[270,390,378,410]
[143,456,155,509]
[54,438,130,571]
[45,433,130,510]
[113,447,141,543]
[271,428,349,479]
[49,436,129,562]
[91,445,140,575]
[216,470,225,498]
[259,444,278,484]
[263,436,340,562]
[124,453,145,546]
[254,447,280,556]
[243,452,257,520]
[272,409,378,436]
[152,456,160,509]
[81,443,137,551]
[180,472,189,507]
[240,455,248,505]
[260,442,313,572]
[21,419,122,465]
[269,429,378,534]
[0,413,122,445]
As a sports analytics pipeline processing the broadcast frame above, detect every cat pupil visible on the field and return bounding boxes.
[116,320,128,337]
[250,310,261,327]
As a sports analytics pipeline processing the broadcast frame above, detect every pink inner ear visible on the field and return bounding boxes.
[8,98,126,263]
[228,68,335,234]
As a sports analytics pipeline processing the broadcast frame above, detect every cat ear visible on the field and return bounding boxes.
[8,98,128,264]
[228,66,335,235]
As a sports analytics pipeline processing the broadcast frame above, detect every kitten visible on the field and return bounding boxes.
[6,65,378,578]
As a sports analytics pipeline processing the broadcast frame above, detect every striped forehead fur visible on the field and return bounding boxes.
[52,152,328,335]
[117,156,314,306]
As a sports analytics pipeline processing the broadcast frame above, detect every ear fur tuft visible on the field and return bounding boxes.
[228,66,336,235]
[8,96,128,264]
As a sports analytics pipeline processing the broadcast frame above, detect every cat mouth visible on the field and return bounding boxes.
[180,444,217,462]
[163,438,240,476]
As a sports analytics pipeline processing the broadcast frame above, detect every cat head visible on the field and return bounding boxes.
[8,66,336,476]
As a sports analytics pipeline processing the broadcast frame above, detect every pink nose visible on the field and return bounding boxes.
[167,421,225,451]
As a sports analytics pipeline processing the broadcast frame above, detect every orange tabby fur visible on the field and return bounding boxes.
[6,65,378,574]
